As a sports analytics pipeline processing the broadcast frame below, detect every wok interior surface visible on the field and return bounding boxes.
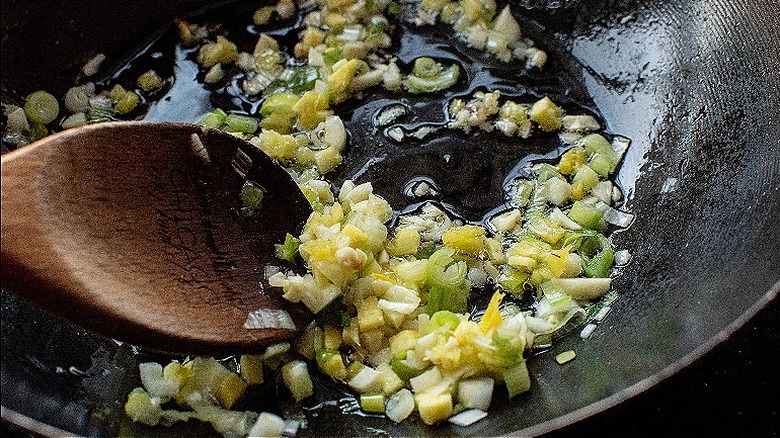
[2,0,779,436]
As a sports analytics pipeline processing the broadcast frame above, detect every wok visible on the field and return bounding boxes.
[2,0,779,436]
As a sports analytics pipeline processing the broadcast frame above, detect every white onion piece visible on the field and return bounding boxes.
[248,412,286,438]
[611,135,631,160]
[579,323,597,339]
[386,389,415,423]
[595,200,635,227]
[457,377,494,411]
[614,249,633,266]
[448,409,488,427]
[244,308,296,330]
[139,362,179,398]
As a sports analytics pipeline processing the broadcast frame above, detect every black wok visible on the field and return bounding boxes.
[2,0,779,436]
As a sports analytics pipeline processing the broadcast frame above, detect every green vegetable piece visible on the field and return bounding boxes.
[390,352,425,382]
[360,393,386,413]
[240,181,264,214]
[294,145,316,166]
[353,59,371,76]
[527,212,566,245]
[412,57,443,80]
[427,283,467,314]
[259,101,298,133]
[315,349,339,367]
[460,0,495,22]
[137,70,164,92]
[198,35,238,68]
[365,20,388,46]
[425,247,468,314]
[563,231,614,278]
[109,84,128,103]
[513,180,535,207]
[286,66,320,94]
[541,286,572,307]
[281,360,314,402]
[300,184,325,212]
[253,6,275,25]
[428,310,460,332]
[87,103,116,123]
[275,233,301,262]
[555,350,576,364]
[404,63,460,94]
[421,0,449,12]
[589,153,614,178]
[225,113,259,134]
[24,90,59,125]
[189,356,247,409]
[503,361,531,398]
[529,96,563,132]
[499,100,531,128]
[534,163,563,183]
[260,93,300,117]
[199,108,227,129]
[568,201,603,230]
[558,147,587,176]
[239,354,264,385]
[114,91,141,115]
[346,361,365,380]
[579,133,613,157]
[493,334,524,366]
[387,1,401,15]
[340,311,352,328]
[580,133,617,177]
[124,388,162,426]
[28,123,49,142]
[578,232,614,278]
[497,267,530,295]
[573,165,600,191]
[255,50,283,73]
[542,277,611,301]
[321,48,343,67]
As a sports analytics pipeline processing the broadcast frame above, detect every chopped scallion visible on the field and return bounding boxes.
[24,90,59,125]
[555,350,576,364]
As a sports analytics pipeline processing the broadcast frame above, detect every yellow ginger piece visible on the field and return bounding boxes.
[530,96,563,132]
[442,225,486,256]
[328,59,357,104]
[478,291,505,334]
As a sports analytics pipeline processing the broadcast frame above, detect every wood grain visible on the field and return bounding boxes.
[1,121,312,354]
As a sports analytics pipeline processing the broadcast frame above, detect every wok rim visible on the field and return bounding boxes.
[2,282,777,437]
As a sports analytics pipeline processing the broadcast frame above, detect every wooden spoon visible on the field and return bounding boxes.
[0,121,313,355]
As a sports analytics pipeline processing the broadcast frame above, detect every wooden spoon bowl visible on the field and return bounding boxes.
[1,121,312,355]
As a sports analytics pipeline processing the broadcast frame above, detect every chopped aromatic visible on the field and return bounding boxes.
[225,113,259,134]
[275,233,301,262]
[137,70,164,92]
[239,181,264,214]
[24,90,59,125]
[555,350,577,364]
[404,59,460,94]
